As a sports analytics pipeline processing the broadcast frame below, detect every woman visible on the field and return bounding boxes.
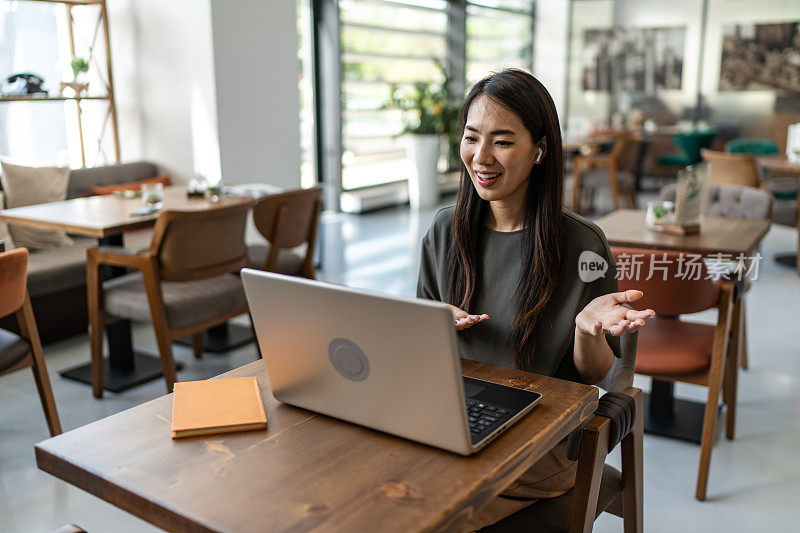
[417,69,653,530]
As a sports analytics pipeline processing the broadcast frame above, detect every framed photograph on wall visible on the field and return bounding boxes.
[719,22,800,93]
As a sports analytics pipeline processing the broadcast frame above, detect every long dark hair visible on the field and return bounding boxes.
[445,69,564,371]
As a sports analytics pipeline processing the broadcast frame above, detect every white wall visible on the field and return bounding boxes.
[534,0,571,127]
[210,0,301,188]
[109,0,301,188]
[109,0,220,184]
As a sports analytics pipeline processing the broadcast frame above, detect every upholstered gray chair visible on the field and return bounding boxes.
[86,201,253,396]
[658,182,775,221]
[484,333,642,533]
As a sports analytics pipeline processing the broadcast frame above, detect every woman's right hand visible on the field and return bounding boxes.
[446,304,489,331]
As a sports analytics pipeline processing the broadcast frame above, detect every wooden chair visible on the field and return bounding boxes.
[659,182,776,370]
[86,202,252,396]
[571,133,638,212]
[612,247,737,501]
[701,149,762,188]
[247,187,323,279]
[0,246,62,436]
[485,333,643,533]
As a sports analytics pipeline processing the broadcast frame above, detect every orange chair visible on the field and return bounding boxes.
[0,247,62,436]
[611,247,737,501]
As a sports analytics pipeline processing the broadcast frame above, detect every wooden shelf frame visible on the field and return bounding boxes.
[1,0,120,167]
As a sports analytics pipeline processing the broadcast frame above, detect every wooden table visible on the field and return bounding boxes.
[595,209,771,444]
[757,156,800,275]
[35,359,598,532]
[0,187,254,392]
[0,186,249,238]
[594,209,771,257]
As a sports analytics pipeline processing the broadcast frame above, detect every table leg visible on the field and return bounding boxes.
[174,322,254,353]
[60,234,182,393]
[643,379,721,445]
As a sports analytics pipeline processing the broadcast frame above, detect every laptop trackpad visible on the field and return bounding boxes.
[463,379,489,398]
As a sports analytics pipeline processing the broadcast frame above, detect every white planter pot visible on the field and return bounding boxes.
[406,134,441,210]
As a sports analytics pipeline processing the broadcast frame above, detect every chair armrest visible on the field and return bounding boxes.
[566,388,640,461]
[87,245,150,269]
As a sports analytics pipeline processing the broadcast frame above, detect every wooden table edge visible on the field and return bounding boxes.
[35,360,599,533]
[35,444,220,532]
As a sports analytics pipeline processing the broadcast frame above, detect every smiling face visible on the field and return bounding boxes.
[460,95,543,218]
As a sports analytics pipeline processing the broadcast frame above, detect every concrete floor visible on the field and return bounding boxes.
[2,193,799,532]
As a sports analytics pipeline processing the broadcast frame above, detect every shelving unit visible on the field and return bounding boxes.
[1,0,120,167]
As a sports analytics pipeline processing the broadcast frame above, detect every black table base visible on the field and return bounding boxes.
[61,352,184,393]
[644,380,722,445]
[774,253,796,269]
[174,322,254,353]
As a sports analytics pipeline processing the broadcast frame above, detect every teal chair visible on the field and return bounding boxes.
[725,138,779,156]
[657,129,717,167]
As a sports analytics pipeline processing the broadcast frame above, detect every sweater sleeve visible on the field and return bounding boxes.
[416,231,442,301]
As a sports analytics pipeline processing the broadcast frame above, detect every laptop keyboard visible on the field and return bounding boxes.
[466,398,513,443]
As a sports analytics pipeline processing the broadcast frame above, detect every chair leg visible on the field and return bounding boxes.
[620,388,643,533]
[571,160,582,211]
[191,332,204,360]
[696,350,728,500]
[739,300,748,370]
[18,296,62,436]
[153,325,178,393]
[567,416,610,533]
[608,165,621,210]
[723,303,740,441]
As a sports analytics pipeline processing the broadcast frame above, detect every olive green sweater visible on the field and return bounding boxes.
[417,206,621,383]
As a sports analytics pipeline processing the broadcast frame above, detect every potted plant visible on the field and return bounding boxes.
[59,56,89,96]
[387,60,460,209]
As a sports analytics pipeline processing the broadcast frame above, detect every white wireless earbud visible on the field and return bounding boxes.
[536,148,543,162]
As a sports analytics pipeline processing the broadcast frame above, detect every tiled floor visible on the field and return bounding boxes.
[2,193,799,532]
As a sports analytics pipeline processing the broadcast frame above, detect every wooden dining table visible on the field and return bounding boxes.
[0,187,254,392]
[757,156,800,275]
[595,209,771,444]
[35,358,598,532]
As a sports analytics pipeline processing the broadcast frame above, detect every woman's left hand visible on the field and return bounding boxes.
[575,290,655,337]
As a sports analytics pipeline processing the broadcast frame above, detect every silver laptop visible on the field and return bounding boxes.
[241,269,542,455]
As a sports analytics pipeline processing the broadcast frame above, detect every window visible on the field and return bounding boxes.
[466,0,535,85]
[0,1,68,161]
[339,0,448,190]
[298,0,317,189]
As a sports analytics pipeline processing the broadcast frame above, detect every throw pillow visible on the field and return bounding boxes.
[0,161,73,250]
[0,191,16,251]
[91,175,171,196]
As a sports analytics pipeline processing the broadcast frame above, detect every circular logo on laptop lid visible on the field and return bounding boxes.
[328,338,370,382]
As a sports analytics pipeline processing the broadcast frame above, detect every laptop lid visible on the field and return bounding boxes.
[241,269,474,455]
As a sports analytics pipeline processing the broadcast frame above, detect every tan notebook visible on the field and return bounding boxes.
[171,377,268,439]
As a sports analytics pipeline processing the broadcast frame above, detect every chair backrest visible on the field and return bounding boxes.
[149,201,251,281]
[597,331,638,392]
[701,148,761,188]
[253,187,323,249]
[674,130,716,165]
[611,247,720,316]
[658,182,775,220]
[616,135,642,172]
[0,247,28,318]
[725,137,779,156]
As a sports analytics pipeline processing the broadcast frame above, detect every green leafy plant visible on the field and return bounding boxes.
[386,60,461,166]
[70,57,89,80]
